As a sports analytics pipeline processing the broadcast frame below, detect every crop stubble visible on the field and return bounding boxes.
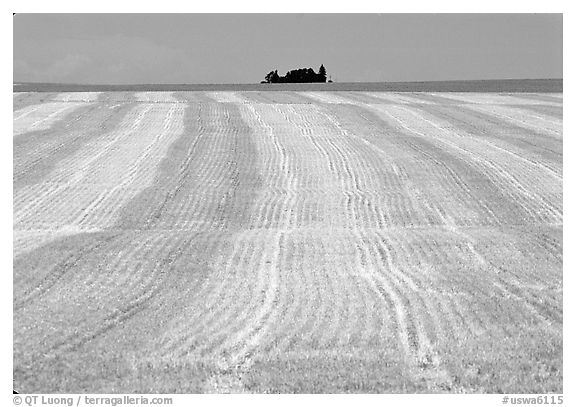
[13,89,562,393]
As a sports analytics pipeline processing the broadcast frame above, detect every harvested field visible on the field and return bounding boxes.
[13,89,562,393]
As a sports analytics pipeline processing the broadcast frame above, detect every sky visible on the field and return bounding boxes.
[13,14,562,84]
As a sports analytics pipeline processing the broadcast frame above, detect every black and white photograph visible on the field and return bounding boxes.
[11,9,565,399]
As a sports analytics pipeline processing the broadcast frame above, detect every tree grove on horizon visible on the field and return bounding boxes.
[263,64,327,84]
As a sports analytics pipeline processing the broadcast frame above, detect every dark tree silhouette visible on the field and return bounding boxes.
[264,71,275,83]
[263,65,328,83]
[317,64,327,83]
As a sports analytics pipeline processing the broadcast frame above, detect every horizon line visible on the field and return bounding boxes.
[13,78,563,87]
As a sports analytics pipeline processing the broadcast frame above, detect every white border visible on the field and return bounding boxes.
[4,4,570,406]
[4,1,571,13]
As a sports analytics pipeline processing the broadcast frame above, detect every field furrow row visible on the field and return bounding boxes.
[14,90,563,393]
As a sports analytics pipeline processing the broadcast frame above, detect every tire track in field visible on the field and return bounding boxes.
[336,91,399,105]
[14,103,153,226]
[195,103,330,389]
[14,95,201,368]
[353,230,453,391]
[238,91,316,104]
[302,91,357,104]
[13,232,119,310]
[240,103,322,228]
[47,234,193,354]
[426,92,562,106]
[508,103,563,121]
[234,103,326,362]
[52,92,102,102]
[170,234,275,362]
[72,103,186,228]
[240,103,388,355]
[14,105,43,120]
[14,102,134,190]
[13,92,59,111]
[392,230,493,339]
[205,91,248,103]
[288,234,339,352]
[319,103,503,227]
[264,235,317,356]
[203,232,282,393]
[304,98,562,388]
[408,198,562,334]
[99,99,268,392]
[300,103,434,228]
[388,231,478,340]
[363,92,436,105]
[212,102,385,381]
[463,226,563,326]
[376,105,562,224]
[406,106,562,220]
[13,101,140,256]
[117,102,261,232]
[15,99,264,382]
[374,230,480,390]
[318,100,560,278]
[399,96,562,175]
[462,103,562,139]
[14,101,89,137]
[276,104,455,359]
[14,96,186,233]
[111,101,213,227]
[306,100,488,359]
[271,104,359,208]
[427,93,562,136]
[173,91,219,104]
[506,93,563,105]
[14,232,201,361]
[160,237,257,359]
[96,91,139,103]
[238,100,458,389]
[463,234,562,329]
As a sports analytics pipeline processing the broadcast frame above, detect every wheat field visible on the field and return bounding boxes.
[13,89,562,393]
